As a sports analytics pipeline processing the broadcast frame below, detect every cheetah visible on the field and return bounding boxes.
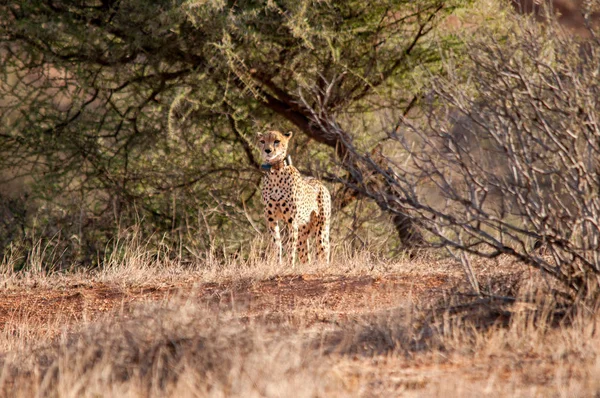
[257,130,331,265]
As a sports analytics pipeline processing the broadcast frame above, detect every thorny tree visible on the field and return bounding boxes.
[306,14,600,304]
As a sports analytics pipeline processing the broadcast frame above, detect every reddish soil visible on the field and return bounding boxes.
[0,273,452,336]
[209,273,447,309]
[0,283,179,332]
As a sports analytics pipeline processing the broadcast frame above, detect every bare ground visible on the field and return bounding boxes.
[0,272,450,342]
[0,256,597,397]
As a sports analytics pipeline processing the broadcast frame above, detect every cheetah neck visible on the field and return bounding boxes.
[261,157,286,172]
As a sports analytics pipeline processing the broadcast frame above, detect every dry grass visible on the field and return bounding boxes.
[0,239,598,397]
[0,302,347,397]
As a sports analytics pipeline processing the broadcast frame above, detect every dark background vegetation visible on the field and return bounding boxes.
[1,0,600,304]
[0,0,459,267]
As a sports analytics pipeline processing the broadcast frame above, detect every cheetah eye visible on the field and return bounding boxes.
[274,140,280,145]
[260,140,265,144]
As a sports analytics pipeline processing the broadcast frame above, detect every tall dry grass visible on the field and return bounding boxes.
[0,227,470,290]
[0,236,597,396]
[0,302,347,398]
[0,282,599,397]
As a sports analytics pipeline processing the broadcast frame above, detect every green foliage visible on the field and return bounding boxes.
[0,0,463,268]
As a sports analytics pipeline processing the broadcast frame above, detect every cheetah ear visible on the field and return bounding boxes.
[283,131,293,139]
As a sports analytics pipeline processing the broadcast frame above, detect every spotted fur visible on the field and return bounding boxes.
[257,130,331,265]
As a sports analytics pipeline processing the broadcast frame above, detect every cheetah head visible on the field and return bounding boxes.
[256,130,292,165]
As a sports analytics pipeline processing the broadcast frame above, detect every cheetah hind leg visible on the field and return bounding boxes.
[315,187,331,264]
[315,220,330,264]
[297,223,311,264]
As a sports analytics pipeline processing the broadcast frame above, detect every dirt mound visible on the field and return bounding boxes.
[0,273,451,339]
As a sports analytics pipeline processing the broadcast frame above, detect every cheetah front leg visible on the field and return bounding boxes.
[290,221,299,267]
[285,204,299,267]
[267,220,282,264]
